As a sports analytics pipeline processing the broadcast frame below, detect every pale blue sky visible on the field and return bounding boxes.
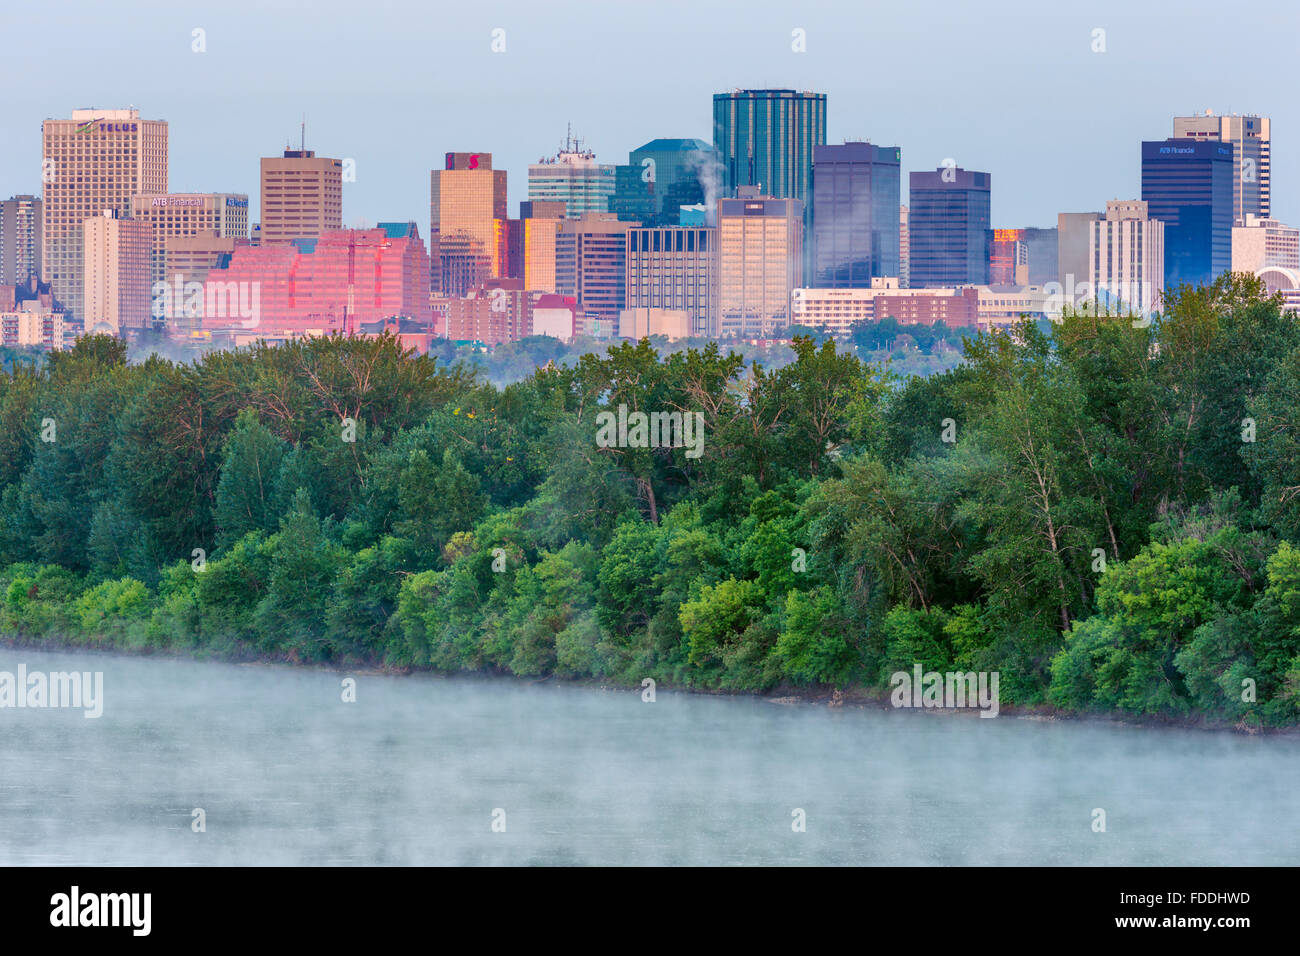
[2,0,1295,229]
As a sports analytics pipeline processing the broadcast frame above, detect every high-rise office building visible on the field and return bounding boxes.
[1172,111,1269,224]
[555,213,636,327]
[625,225,718,337]
[83,211,152,336]
[529,132,616,219]
[1022,227,1059,286]
[811,142,901,287]
[42,108,168,321]
[989,229,1028,285]
[716,187,803,337]
[899,205,909,288]
[430,152,508,296]
[1231,215,1299,272]
[519,200,567,294]
[130,193,249,284]
[713,89,826,273]
[1089,200,1165,316]
[1057,212,1103,292]
[612,139,720,227]
[0,195,42,287]
[1142,139,1234,289]
[259,147,342,245]
[908,167,992,287]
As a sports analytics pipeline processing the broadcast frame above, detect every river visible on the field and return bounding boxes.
[1,647,1296,865]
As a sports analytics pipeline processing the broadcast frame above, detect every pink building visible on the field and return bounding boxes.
[202,223,432,335]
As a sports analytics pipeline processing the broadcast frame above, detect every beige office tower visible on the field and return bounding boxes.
[899,204,910,288]
[83,212,152,335]
[1231,215,1299,272]
[259,149,342,245]
[716,188,803,337]
[520,200,566,293]
[42,108,168,321]
[130,193,250,283]
[1088,200,1164,317]
[430,152,507,295]
[1172,111,1270,225]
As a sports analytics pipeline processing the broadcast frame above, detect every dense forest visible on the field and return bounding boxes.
[1,273,1297,728]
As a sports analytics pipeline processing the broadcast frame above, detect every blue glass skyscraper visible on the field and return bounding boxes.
[908,166,992,287]
[811,142,901,286]
[1141,139,1234,289]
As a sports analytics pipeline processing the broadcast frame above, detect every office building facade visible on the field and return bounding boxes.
[1231,215,1299,272]
[1,196,42,287]
[811,142,901,287]
[716,188,802,337]
[1088,199,1165,316]
[83,211,152,335]
[1141,139,1234,289]
[556,213,636,326]
[259,148,342,245]
[42,108,168,321]
[529,133,615,219]
[1172,112,1269,224]
[908,166,992,287]
[430,152,508,296]
[130,193,249,284]
[625,225,718,337]
[612,138,719,227]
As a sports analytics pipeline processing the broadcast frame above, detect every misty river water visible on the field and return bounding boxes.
[1,646,1297,865]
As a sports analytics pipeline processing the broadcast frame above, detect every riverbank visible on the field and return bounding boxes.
[3,631,1290,737]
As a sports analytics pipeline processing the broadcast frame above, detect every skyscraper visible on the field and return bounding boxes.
[430,152,508,296]
[625,225,718,337]
[1172,112,1269,224]
[83,210,152,336]
[899,205,909,288]
[713,89,826,274]
[612,139,720,227]
[716,187,803,337]
[908,166,992,288]
[0,195,42,287]
[42,108,168,321]
[529,131,615,219]
[555,213,636,327]
[1141,139,1234,289]
[1089,200,1165,316]
[259,147,342,245]
[811,142,901,286]
[519,200,567,294]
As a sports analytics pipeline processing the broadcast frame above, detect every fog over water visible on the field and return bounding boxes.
[1,647,1296,866]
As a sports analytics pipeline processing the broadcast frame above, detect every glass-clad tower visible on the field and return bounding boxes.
[811,142,901,286]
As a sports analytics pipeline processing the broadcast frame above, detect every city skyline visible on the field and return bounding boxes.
[0,0,1294,232]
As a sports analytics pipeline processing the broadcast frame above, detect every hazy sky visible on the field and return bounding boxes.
[2,0,1295,230]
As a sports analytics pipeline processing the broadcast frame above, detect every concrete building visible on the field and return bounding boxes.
[1232,215,1299,272]
[908,167,992,287]
[1022,227,1059,286]
[618,307,691,340]
[1089,200,1165,317]
[1057,212,1103,296]
[529,132,615,219]
[430,151,508,296]
[1172,111,1269,224]
[556,213,636,327]
[0,300,65,350]
[519,200,566,294]
[1,195,42,287]
[42,108,168,321]
[259,147,342,245]
[989,229,1029,286]
[1256,267,1300,314]
[130,193,249,284]
[716,188,802,337]
[83,211,152,336]
[625,225,717,337]
[812,142,901,287]
[1142,139,1234,289]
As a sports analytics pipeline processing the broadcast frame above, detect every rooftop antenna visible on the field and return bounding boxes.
[301,115,306,152]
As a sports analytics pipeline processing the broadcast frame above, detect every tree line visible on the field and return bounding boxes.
[1,273,1297,727]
